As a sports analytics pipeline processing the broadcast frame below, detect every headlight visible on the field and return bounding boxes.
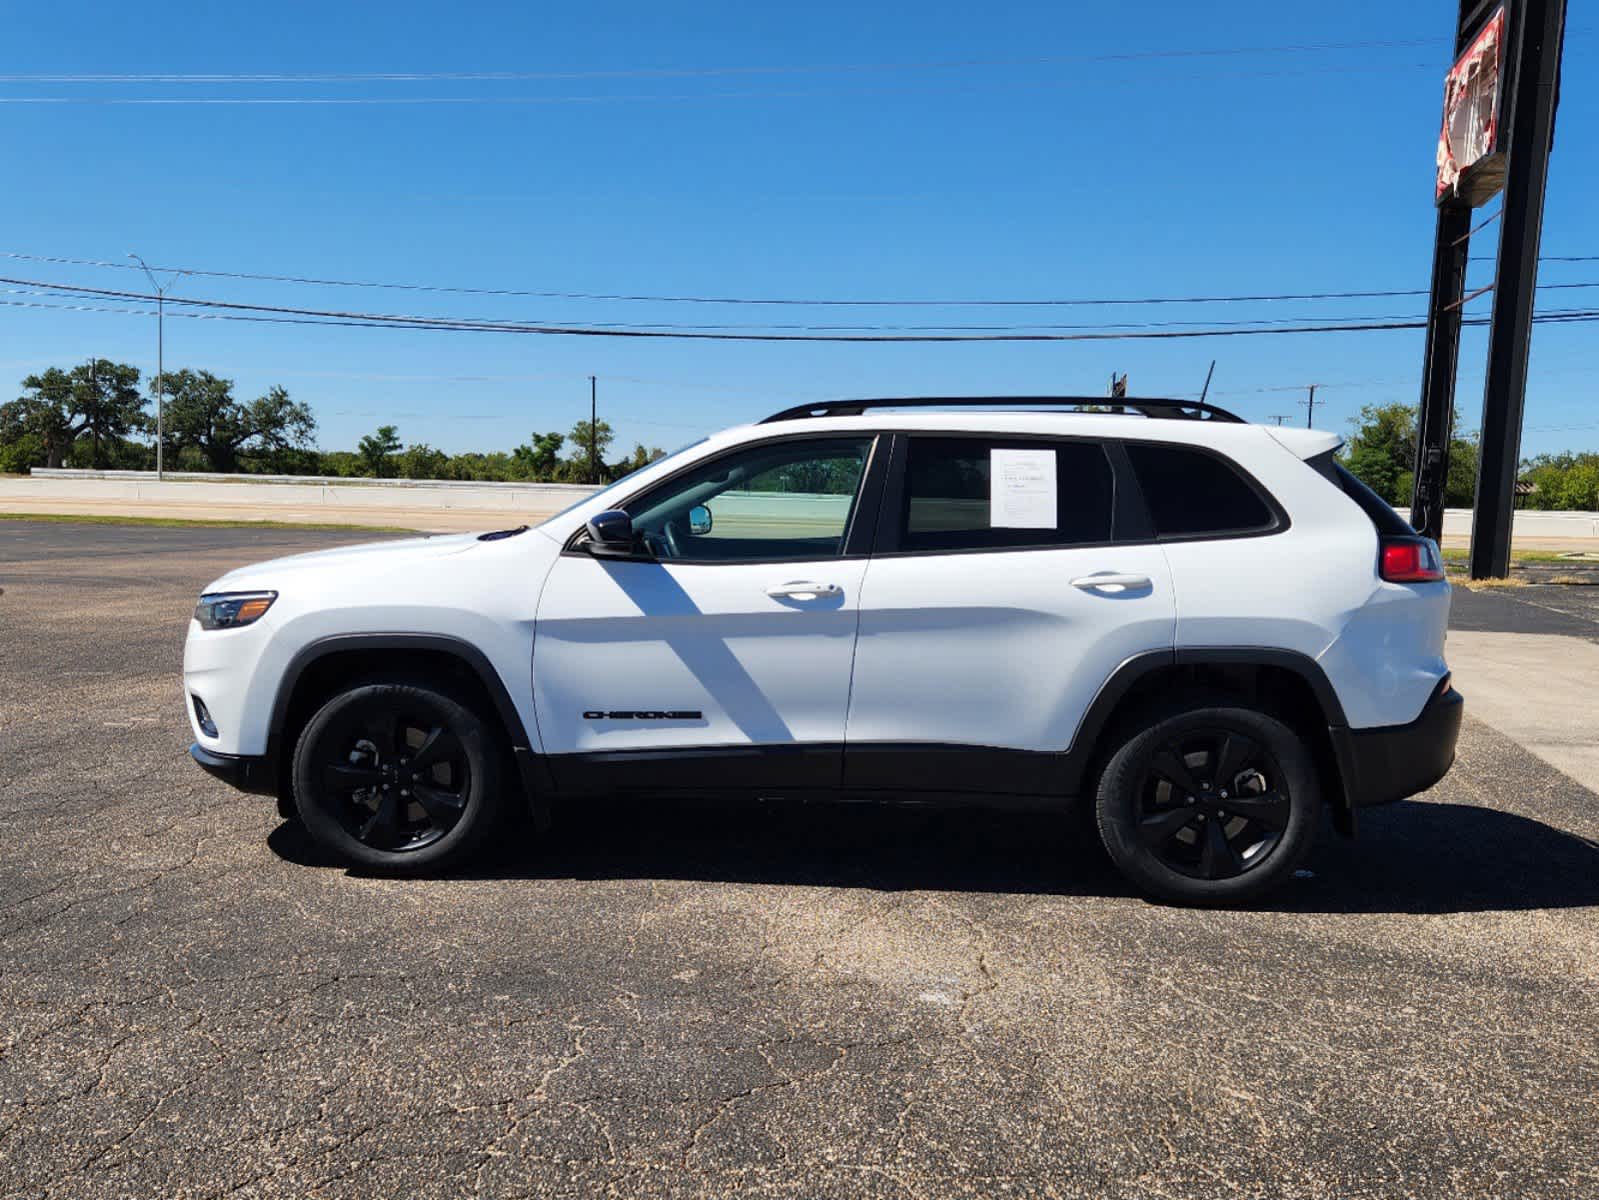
[194,591,277,630]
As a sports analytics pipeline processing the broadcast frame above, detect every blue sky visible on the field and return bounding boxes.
[2,0,1594,459]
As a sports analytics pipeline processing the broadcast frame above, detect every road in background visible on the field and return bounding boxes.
[2,522,1596,1199]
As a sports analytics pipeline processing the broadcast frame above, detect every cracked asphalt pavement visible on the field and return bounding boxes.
[2,522,1597,1198]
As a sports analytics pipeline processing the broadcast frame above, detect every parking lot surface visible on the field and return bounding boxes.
[2,521,1597,1199]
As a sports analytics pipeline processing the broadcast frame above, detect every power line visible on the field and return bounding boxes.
[0,60,1450,106]
[0,38,1452,85]
[8,278,1599,344]
[8,249,1599,309]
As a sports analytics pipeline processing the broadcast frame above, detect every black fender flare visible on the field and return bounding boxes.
[1060,646,1355,826]
[267,633,553,812]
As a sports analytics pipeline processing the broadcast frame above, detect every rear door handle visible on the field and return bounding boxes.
[766,581,841,600]
[1070,573,1152,592]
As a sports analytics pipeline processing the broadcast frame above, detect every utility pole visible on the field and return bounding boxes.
[1299,385,1320,429]
[87,357,99,466]
[128,253,187,480]
[1269,414,1292,427]
[589,375,598,484]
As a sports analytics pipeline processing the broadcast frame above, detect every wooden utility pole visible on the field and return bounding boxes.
[1299,385,1320,429]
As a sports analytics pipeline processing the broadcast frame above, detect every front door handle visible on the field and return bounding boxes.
[1070,573,1152,592]
[766,581,841,600]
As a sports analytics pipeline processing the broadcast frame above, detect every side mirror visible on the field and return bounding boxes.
[584,509,642,559]
[688,504,713,536]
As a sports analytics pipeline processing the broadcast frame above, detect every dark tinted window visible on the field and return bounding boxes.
[900,437,1114,551]
[1125,442,1276,537]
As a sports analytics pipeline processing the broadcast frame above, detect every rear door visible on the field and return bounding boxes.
[533,434,884,793]
[842,433,1176,794]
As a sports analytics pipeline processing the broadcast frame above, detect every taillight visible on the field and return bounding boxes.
[1380,537,1445,583]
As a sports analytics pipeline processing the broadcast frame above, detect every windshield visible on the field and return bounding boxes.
[536,438,709,527]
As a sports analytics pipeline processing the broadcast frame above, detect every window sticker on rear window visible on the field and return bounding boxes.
[989,448,1057,528]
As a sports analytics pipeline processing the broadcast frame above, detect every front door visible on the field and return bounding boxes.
[533,434,882,794]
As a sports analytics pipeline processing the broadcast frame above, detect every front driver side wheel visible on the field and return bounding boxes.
[1095,698,1319,905]
[292,680,506,874]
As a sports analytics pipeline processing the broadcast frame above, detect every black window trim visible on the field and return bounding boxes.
[870,429,1132,559]
[560,431,888,566]
[1116,436,1291,545]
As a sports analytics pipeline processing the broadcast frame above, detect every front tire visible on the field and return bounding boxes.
[292,680,506,874]
[1095,699,1319,905]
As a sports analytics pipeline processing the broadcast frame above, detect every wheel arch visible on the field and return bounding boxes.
[1063,647,1357,834]
[267,634,550,818]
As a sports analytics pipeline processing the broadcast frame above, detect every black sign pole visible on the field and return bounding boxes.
[1411,202,1472,543]
[1469,0,1568,578]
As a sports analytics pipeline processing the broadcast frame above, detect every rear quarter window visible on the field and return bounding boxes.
[1124,442,1279,538]
[1307,451,1416,536]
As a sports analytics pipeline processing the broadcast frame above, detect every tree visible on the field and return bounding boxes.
[615,443,666,476]
[0,361,146,469]
[1522,452,1599,511]
[396,441,449,480]
[1342,401,1477,508]
[160,370,316,472]
[357,425,404,478]
[565,419,614,483]
[1341,403,1416,505]
[511,431,565,480]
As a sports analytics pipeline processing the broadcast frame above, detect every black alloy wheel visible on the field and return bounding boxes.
[322,712,471,852]
[1096,700,1318,905]
[1135,729,1291,881]
[292,680,506,873]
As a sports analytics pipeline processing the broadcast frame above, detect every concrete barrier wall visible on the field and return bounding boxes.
[12,469,600,514]
[4,471,1597,540]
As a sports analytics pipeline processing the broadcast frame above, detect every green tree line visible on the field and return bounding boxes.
[5,362,1595,507]
[1339,401,1599,512]
[0,361,663,483]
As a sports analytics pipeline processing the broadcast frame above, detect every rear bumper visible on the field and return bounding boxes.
[189,743,277,796]
[1335,683,1464,809]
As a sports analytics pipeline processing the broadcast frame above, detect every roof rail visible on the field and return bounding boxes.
[759,396,1246,424]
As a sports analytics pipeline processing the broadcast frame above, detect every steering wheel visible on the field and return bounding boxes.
[662,518,685,560]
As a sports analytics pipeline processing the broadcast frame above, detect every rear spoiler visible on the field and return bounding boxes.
[1265,427,1342,460]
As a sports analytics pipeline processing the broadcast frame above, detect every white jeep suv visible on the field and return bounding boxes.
[184,397,1461,904]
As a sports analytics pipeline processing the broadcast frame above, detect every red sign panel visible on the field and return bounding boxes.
[1436,6,1508,206]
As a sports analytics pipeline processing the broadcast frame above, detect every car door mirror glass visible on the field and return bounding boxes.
[688,504,713,536]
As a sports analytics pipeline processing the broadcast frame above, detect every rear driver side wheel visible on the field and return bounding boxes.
[1095,699,1319,905]
[292,680,506,873]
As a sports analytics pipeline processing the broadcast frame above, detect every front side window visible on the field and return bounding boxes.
[625,436,874,562]
[899,437,1115,552]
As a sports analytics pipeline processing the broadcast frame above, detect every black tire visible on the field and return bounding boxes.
[1095,697,1319,905]
[291,680,507,874]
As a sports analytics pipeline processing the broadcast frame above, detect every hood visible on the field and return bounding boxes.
[202,531,485,593]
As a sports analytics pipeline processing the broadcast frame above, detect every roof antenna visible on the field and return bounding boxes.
[1198,359,1217,405]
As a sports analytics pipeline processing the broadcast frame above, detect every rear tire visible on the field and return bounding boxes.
[1095,698,1318,905]
[292,680,506,874]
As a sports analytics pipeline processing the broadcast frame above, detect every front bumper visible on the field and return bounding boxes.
[1335,682,1464,809]
[189,743,277,796]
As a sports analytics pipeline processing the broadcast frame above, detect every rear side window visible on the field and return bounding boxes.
[1125,442,1277,538]
[900,437,1114,552]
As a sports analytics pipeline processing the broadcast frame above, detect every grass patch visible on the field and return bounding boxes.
[1440,548,1579,564]
[0,512,415,533]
